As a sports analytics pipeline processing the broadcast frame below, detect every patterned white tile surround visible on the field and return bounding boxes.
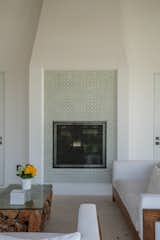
[44,71,117,183]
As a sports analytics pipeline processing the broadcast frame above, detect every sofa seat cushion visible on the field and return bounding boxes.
[113,179,148,231]
[113,179,148,195]
[147,164,160,193]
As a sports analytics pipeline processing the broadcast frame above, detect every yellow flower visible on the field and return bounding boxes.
[32,166,37,176]
[24,164,37,176]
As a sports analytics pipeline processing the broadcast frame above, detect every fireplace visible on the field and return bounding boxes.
[53,121,106,168]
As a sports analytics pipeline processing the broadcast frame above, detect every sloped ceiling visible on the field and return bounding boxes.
[0,0,43,67]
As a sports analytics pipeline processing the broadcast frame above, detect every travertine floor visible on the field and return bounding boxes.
[44,196,133,240]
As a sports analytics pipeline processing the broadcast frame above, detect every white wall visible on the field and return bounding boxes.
[0,0,158,192]
[30,0,129,184]
[120,0,160,160]
[30,0,160,183]
[0,0,42,185]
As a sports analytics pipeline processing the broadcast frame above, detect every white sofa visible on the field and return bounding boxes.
[0,204,101,240]
[113,160,160,240]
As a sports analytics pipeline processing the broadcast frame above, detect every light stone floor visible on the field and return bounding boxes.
[44,196,133,240]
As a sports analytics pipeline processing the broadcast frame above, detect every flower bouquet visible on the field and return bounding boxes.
[16,164,37,190]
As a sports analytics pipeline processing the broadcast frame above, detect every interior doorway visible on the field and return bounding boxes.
[154,73,160,161]
[0,72,5,186]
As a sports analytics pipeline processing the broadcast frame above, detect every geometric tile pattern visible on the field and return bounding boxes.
[44,70,117,183]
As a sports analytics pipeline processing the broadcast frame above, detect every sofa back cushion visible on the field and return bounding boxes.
[113,160,154,182]
[147,163,160,193]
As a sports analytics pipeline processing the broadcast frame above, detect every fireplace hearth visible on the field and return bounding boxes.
[53,121,106,168]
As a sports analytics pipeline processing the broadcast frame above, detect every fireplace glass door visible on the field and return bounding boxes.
[53,121,106,168]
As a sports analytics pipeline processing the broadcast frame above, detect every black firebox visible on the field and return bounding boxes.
[53,121,106,168]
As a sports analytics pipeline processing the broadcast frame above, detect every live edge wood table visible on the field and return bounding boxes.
[0,184,52,232]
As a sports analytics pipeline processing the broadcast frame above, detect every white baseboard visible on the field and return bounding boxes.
[50,182,112,196]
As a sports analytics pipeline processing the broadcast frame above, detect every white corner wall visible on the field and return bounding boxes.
[0,0,43,185]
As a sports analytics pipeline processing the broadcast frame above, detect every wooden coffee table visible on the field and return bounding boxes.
[0,184,52,232]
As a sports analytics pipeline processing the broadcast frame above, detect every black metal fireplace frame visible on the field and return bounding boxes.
[53,121,107,168]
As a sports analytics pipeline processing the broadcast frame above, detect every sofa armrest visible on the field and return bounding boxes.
[139,194,160,240]
[113,160,153,182]
[155,222,160,240]
[77,204,100,240]
[141,193,160,209]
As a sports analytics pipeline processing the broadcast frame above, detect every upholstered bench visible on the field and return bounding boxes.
[0,204,101,240]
